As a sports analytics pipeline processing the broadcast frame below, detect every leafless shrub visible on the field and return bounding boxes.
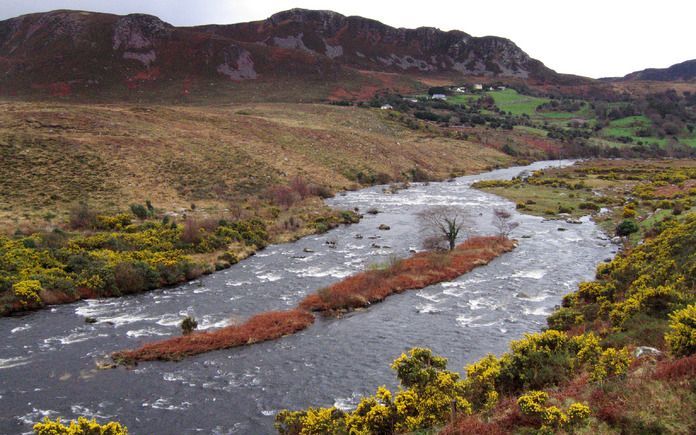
[68,201,97,230]
[418,206,471,251]
[492,208,519,237]
[269,185,299,209]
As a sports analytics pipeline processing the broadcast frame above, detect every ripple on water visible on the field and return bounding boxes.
[18,408,59,426]
[142,398,192,411]
[523,306,553,316]
[257,272,282,282]
[511,269,547,279]
[10,324,31,334]
[41,332,109,349]
[226,280,251,287]
[126,327,169,338]
[0,356,32,370]
[334,392,361,411]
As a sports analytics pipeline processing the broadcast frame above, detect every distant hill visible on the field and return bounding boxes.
[621,59,696,81]
[0,8,585,100]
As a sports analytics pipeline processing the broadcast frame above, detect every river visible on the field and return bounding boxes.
[0,160,616,434]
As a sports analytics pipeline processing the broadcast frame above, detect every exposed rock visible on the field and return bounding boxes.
[634,346,662,358]
[112,14,170,50]
[217,46,257,80]
[378,224,390,230]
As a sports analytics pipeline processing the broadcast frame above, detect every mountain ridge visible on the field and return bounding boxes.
[0,8,585,100]
[620,59,696,81]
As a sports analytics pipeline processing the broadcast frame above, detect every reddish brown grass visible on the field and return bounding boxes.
[440,415,506,435]
[493,396,539,432]
[299,236,515,313]
[653,354,696,381]
[113,309,314,362]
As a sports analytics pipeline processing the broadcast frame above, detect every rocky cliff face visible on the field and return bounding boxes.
[202,8,555,80]
[0,8,566,99]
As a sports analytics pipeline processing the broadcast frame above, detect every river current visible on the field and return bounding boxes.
[0,160,615,434]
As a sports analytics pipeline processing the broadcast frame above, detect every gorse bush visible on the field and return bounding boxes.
[556,213,696,337]
[665,304,696,357]
[12,280,42,306]
[275,348,473,434]
[34,416,128,435]
[517,391,590,432]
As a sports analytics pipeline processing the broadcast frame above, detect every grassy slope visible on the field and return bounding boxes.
[0,101,509,230]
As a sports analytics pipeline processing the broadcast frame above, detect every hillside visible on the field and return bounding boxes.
[0,101,509,229]
[0,9,583,101]
[622,59,696,82]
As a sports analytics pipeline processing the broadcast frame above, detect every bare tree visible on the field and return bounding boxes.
[492,208,519,238]
[418,206,471,251]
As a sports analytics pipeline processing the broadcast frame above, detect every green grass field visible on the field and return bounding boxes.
[487,89,549,116]
[601,115,696,148]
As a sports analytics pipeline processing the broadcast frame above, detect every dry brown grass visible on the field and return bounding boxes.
[0,101,509,229]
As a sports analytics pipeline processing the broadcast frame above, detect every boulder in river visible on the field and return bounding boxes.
[378,224,391,230]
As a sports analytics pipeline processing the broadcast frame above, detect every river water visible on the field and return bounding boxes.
[0,160,615,434]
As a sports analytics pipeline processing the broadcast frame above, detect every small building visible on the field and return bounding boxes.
[497,86,507,91]
[473,84,483,90]
[431,94,447,100]
[455,87,467,93]
[380,104,393,110]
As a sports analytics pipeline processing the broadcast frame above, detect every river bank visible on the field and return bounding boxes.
[0,160,615,434]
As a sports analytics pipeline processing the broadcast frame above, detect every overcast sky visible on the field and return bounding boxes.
[1,0,694,78]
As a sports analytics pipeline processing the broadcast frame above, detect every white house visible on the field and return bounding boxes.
[455,87,467,93]
[473,84,483,90]
[380,104,393,110]
[431,94,447,100]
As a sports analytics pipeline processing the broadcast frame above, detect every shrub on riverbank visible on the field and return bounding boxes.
[34,416,128,435]
[1,203,357,315]
[299,236,516,314]
[276,348,473,435]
